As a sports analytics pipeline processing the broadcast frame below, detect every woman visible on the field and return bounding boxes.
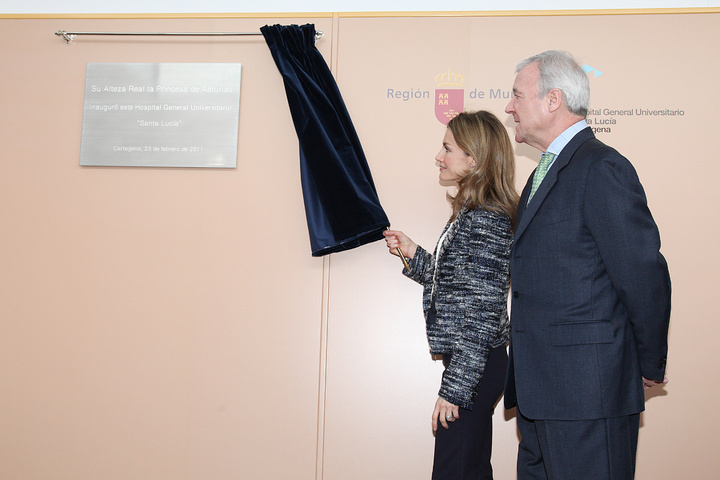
[383,111,519,480]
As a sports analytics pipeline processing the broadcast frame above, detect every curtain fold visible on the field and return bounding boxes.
[261,24,390,257]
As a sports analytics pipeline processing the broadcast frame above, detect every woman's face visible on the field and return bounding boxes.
[436,128,474,182]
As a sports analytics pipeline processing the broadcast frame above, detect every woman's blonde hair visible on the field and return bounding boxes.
[446,110,520,229]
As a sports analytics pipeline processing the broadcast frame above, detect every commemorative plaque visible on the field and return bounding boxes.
[80,63,242,168]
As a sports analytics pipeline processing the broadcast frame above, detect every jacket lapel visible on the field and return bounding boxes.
[437,207,465,259]
[514,128,595,244]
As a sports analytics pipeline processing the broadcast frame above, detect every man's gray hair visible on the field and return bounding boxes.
[517,50,590,117]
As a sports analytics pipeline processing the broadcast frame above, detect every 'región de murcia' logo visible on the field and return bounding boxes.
[385,65,612,126]
[434,68,464,125]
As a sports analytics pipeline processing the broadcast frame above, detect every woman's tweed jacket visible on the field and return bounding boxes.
[404,206,512,410]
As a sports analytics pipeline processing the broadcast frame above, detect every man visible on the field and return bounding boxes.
[504,50,671,479]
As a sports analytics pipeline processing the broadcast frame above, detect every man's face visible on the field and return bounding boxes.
[505,63,548,151]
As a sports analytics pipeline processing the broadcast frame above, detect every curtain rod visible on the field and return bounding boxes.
[55,29,324,44]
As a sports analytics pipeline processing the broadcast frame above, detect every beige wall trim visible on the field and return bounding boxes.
[2,7,719,20]
[337,7,720,17]
[0,12,335,19]
[316,18,340,480]
[315,256,332,480]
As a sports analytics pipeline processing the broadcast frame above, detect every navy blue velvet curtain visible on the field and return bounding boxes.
[261,24,390,257]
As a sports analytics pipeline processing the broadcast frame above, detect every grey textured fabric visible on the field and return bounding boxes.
[404,207,512,409]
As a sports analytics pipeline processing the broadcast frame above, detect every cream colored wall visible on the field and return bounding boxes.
[0,17,332,480]
[0,12,718,480]
[332,14,720,479]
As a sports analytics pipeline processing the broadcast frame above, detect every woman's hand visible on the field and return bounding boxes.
[432,396,460,431]
[383,229,417,260]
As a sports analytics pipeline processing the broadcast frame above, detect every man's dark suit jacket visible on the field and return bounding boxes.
[505,127,671,421]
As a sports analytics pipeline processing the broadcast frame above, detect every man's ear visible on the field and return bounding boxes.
[546,88,563,113]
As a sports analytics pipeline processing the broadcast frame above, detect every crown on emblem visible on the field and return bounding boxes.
[435,68,465,87]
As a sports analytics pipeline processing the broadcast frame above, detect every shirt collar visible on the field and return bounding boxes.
[546,119,588,157]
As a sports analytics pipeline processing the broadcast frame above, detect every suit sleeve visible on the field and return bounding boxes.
[584,153,671,381]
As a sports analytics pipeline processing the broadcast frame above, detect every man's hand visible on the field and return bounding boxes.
[643,374,668,390]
